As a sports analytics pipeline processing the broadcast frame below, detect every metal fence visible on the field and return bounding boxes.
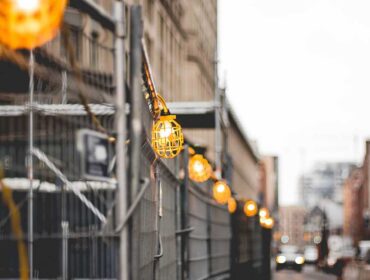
[0,2,269,280]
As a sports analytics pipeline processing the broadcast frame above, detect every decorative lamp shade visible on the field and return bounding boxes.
[243,200,258,217]
[188,154,212,183]
[212,180,231,205]
[0,0,67,50]
[261,217,274,229]
[152,115,184,158]
[259,207,269,218]
[227,197,237,214]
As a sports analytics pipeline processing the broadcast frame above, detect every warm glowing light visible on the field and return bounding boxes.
[259,207,269,218]
[0,0,67,49]
[228,197,237,213]
[261,216,274,229]
[212,180,231,205]
[15,0,40,12]
[188,154,212,183]
[152,115,184,158]
[243,200,258,217]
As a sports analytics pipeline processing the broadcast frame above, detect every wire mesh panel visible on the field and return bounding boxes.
[209,201,231,278]
[131,147,157,280]
[0,7,119,278]
[187,182,210,280]
[158,161,179,280]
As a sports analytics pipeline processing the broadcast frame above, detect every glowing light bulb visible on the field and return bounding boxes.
[228,197,237,213]
[212,181,231,205]
[15,0,40,12]
[244,200,258,217]
[159,121,172,138]
[259,207,269,218]
[262,217,274,229]
[193,160,204,173]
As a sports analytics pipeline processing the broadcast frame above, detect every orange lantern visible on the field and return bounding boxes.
[188,154,212,183]
[227,197,237,214]
[243,200,258,217]
[212,180,231,205]
[0,0,67,50]
[259,207,269,218]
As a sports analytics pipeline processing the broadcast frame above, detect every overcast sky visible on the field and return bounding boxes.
[219,0,370,205]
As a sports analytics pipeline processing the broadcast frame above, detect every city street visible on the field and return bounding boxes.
[273,266,336,280]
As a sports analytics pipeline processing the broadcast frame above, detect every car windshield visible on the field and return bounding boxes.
[280,245,299,254]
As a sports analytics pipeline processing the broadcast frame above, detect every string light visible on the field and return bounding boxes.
[0,0,67,49]
[188,154,212,183]
[243,200,258,217]
[228,197,237,213]
[212,180,231,205]
[151,94,184,158]
[261,216,274,229]
[259,207,269,218]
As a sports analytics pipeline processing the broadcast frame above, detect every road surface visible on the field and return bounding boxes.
[273,265,337,280]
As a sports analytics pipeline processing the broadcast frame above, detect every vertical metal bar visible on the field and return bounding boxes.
[114,1,128,279]
[62,221,69,280]
[28,50,35,280]
[214,53,222,178]
[128,5,143,280]
[180,145,189,280]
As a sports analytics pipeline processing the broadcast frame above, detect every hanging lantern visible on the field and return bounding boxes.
[259,207,269,218]
[212,180,231,205]
[151,94,184,159]
[227,197,237,214]
[188,154,212,183]
[243,200,258,217]
[261,216,274,229]
[152,115,184,158]
[0,0,67,50]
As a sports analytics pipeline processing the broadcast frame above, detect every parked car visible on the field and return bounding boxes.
[276,245,305,272]
[304,245,318,264]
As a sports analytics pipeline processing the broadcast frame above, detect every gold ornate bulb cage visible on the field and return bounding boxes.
[151,94,184,159]
[0,0,67,50]
[212,180,231,205]
[188,154,212,183]
[244,200,258,217]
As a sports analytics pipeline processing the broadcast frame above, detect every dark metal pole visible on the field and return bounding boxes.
[28,50,35,280]
[128,5,143,280]
[180,145,190,280]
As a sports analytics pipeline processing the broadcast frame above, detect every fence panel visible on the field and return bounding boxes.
[0,11,118,278]
[209,202,231,278]
[188,183,210,280]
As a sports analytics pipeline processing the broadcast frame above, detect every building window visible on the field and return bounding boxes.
[61,25,81,62]
[90,31,99,68]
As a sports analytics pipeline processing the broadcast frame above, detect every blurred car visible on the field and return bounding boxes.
[276,245,305,272]
[304,245,318,264]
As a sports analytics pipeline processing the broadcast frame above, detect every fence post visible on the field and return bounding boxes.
[114,0,129,279]
[128,5,143,280]
[180,144,190,280]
